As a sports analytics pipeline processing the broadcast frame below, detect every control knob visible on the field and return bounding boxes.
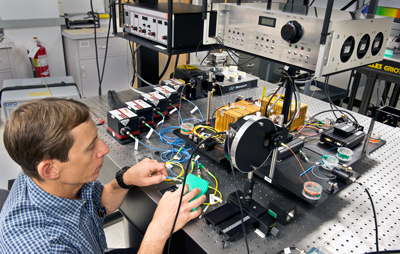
[281,20,303,44]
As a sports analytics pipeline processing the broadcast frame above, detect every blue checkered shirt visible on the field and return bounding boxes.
[0,171,107,253]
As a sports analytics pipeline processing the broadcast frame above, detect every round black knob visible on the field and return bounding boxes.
[281,20,303,43]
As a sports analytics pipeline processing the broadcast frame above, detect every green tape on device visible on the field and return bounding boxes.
[186,173,209,211]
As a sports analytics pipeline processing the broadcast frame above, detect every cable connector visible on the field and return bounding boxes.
[120,127,131,136]
[166,176,182,182]
[199,205,209,219]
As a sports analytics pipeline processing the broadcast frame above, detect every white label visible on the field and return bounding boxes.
[157,119,164,127]
[284,247,291,254]
[150,92,165,100]
[191,106,198,114]
[154,87,171,98]
[36,58,48,67]
[210,194,215,205]
[169,108,177,114]
[165,164,173,169]
[342,125,350,130]
[121,119,129,126]
[264,176,272,183]
[254,229,266,238]
[146,128,154,139]
[194,155,200,161]
[134,138,138,150]
[355,131,363,136]
[222,216,250,233]
[126,100,151,110]
[110,108,137,120]
[161,85,176,92]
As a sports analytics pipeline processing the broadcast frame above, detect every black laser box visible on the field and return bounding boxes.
[125,99,154,126]
[153,86,179,108]
[139,92,168,116]
[107,108,140,144]
[320,127,365,148]
[174,67,208,100]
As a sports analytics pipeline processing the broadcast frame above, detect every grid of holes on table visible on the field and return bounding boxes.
[81,81,400,253]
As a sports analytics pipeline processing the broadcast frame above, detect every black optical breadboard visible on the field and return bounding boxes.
[320,127,365,148]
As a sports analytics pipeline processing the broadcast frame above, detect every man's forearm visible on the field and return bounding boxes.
[138,222,169,254]
[100,179,129,214]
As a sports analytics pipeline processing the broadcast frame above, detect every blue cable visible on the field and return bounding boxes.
[300,165,315,177]
[136,139,169,152]
[154,126,192,163]
[171,107,183,125]
[184,99,204,121]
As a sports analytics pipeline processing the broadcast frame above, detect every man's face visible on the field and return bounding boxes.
[56,118,110,185]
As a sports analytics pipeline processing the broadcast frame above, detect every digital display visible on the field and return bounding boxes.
[258,17,276,27]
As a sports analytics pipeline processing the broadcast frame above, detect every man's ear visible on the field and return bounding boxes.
[37,160,60,180]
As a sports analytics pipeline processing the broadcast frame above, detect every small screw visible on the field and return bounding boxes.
[332,57,335,61]
[337,35,340,39]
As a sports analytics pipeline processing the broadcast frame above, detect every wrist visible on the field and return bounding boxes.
[147,221,169,242]
[115,166,133,189]
[122,171,133,186]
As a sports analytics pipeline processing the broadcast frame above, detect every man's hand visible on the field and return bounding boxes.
[123,158,167,187]
[148,184,206,241]
[138,184,206,253]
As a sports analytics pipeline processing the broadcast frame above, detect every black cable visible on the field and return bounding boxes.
[264,85,282,116]
[167,132,226,254]
[309,0,315,6]
[200,51,211,65]
[174,54,180,70]
[226,133,251,254]
[129,43,136,87]
[159,55,172,81]
[90,0,102,95]
[99,13,112,86]
[363,185,379,254]
[324,76,339,119]
[211,105,225,127]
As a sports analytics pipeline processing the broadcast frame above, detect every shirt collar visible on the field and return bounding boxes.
[25,174,94,226]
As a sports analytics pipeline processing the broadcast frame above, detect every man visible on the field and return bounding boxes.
[0,98,205,253]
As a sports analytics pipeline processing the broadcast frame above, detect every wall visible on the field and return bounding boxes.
[0,0,66,79]
[59,0,106,14]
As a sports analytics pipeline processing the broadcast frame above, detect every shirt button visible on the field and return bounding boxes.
[99,232,102,236]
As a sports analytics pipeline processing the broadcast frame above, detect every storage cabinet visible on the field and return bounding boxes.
[63,33,132,98]
[0,41,17,90]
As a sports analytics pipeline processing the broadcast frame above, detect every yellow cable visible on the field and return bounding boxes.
[42,77,52,98]
[203,186,222,205]
[166,148,183,163]
[164,161,184,181]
